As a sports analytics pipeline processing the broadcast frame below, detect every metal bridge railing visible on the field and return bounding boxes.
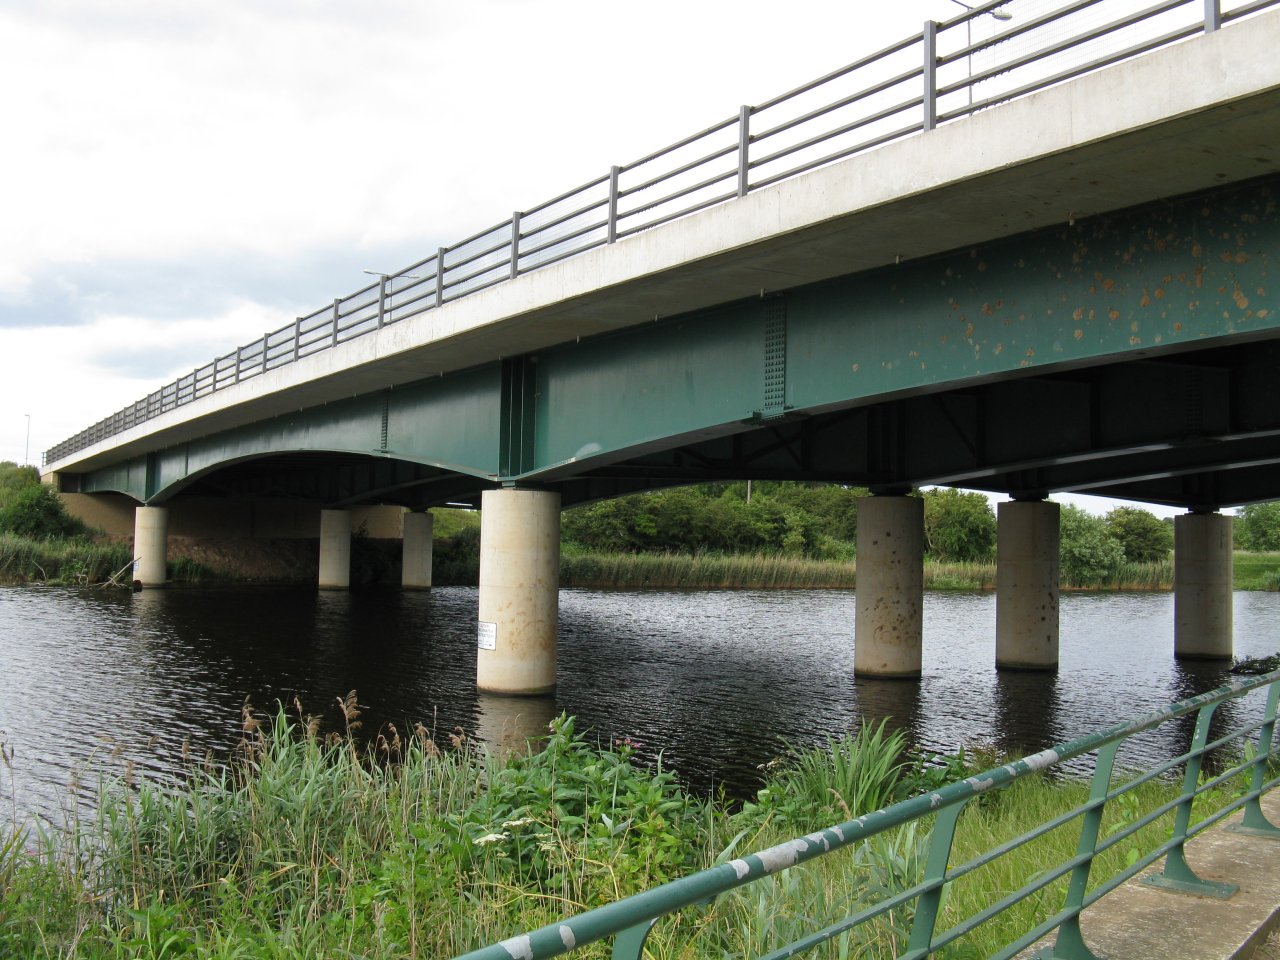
[44,0,1280,466]
[453,669,1280,960]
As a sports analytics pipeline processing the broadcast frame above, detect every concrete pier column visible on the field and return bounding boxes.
[401,511,434,589]
[477,488,560,695]
[132,505,169,588]
[996,499,1060,671]
[318,508,352,590]
[1174,511,1233,660]
[855,494,924,678]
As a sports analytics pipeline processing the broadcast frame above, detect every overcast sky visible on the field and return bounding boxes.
[0,0,1184,516]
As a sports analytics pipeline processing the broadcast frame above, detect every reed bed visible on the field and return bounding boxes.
[559,551,1173,592]
[0,533,133,586]
[1,704,1253,960]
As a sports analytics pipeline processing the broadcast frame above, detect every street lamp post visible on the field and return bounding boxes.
[949,1,1013,108]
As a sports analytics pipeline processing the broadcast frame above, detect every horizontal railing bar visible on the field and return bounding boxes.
[749,120,922,193]
[619,167,738,221]
[617,114,740,175]
[750,93,923,172]
[520,172,612,218]
[522,193,608,238]
[618,141,739,199]
[443,258,509,291]
[616,189,740,239]
[518,218,609,260]
[935,0,1110,70]
[754,30,922,114]
[752,63,923,145]
[444,235,512,274]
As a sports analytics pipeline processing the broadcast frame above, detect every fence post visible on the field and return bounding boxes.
[906,801,967,955]
[607,165,621,243]
[1143,702,1238,897]
[923,21,938,132]
[1049,741,1121,960]
[738,105,751,197]
[1228,679,1280,837]
[1205,0,1221,31]
[511,212,522,279]
[436,247,446,306]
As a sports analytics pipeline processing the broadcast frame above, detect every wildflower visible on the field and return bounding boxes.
[501,817,536,829]
[473,832,509,846]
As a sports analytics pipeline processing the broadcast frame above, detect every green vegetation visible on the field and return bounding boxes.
[1236,502,1280,552]
[1,705,1260,959]
[1234,551,1280,591]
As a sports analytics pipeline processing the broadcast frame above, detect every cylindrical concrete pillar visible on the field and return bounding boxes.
[855,495,924,678]
[318,508,352,590]
[402,511,434,589]
[132,505,169,588]
[996,500,1060,670]
[1174,512,1233,660]
[477,489,560,695]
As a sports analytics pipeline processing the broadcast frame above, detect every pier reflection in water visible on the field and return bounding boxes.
[1,585,1277,826]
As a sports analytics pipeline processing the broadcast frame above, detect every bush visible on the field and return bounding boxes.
[1059,504,1124,586]
[1237,502,1280,552]
[0,484,86,539]
[1104,506,1172,563]
[922,488,996,562]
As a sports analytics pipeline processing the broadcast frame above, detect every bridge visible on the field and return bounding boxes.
[44,0,1280,694]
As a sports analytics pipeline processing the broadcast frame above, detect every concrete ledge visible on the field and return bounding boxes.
[1023,789,1280,959]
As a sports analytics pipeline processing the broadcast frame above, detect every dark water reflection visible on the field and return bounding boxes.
[1,585,1277,826]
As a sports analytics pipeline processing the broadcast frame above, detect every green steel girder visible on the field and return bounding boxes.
[72,175,1280,509]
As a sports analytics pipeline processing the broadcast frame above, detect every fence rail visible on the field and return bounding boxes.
[44,0,1279,466]
[452,668,1280,960]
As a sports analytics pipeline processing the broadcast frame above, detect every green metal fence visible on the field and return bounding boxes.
[455,669,1280,960]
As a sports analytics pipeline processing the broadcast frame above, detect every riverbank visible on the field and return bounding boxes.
[4,532,1279,591]
[0,709,1248,959]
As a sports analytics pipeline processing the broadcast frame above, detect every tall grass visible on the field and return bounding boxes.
[1235,551,1280,590]
[0,533,133,586]
[559,551,1174,592]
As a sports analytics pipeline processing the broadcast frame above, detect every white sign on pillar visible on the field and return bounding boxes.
[477,621,497,650]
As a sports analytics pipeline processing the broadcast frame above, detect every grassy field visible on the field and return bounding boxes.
[1234,550,1280,590]
[1,706,1262,959]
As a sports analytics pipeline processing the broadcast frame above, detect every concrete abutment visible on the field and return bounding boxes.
[854,494,924,678]
[477,489,560,696]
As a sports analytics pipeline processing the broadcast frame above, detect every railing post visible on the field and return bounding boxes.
[1142,702,1238,897]
[1049,741,1120,960]
[436,247,446,306]
[906,801,967,955]
[234,346,243,383]
[737,105,751,198]
[259,333,268,373]
[511,212,522,279]
[923,21,938,132]
[377,275,387,329]
[1205,0,1221,31]
[292,317,302,363]
[1228,679,1280,837]
[331,298,340,347]
[607,165,621,243]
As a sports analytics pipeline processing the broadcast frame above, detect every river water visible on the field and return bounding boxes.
[2,585,1278,827]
